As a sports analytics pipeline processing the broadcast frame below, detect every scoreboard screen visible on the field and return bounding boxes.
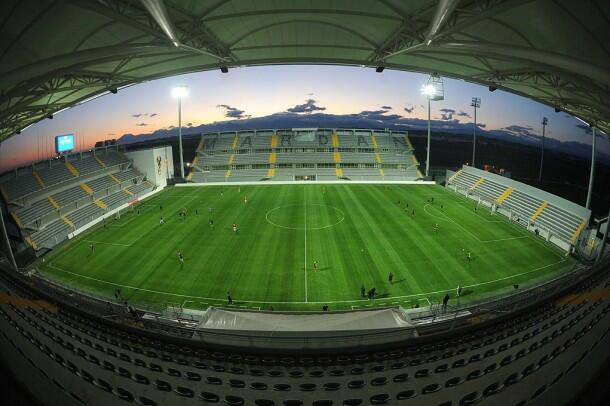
[55,134,75,153]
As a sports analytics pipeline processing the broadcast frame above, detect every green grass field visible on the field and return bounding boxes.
[39,184,574,312]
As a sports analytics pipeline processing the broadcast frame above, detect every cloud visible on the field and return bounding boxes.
[457,110,471,118]
[500,125,536,137]
[217,104,249,119]
[287,99,326,113]
[136,123,148,126]
[381,105,392,110]
[132,112,158,118]
[439,108,456,120]
[351,110,402,122]
[404,106,414,114]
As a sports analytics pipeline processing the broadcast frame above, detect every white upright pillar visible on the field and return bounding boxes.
[178,97,184,179]
[426,98,431,177]
[538,117,547,182]
[472,105,477,167]
[585,127,596,209]
[0,207,18,272]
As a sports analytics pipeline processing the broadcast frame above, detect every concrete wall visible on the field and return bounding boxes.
[126,146,174,187]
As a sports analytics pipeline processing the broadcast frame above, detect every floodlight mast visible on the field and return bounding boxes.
[172,86,188,179]
[538,117,548,182]
[421,74,444,177]
[471,97,481,168]
[585,126,596,209]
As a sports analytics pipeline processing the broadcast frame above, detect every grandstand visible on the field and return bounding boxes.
[447,166,591,252]
[0,148,155,251]
[189,129,422,183]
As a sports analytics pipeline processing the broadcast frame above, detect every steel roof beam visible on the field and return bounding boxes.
[424,0,460,46]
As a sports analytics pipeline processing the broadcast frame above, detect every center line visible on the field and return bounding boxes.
[304,187,308,302]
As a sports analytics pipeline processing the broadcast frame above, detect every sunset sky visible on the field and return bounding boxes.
[0,65,607,172]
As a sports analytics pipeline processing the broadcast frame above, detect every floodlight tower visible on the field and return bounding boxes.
[172,86,188,179]
[471,97,481,168]
[538,117,548,182]
[421,74,444,177]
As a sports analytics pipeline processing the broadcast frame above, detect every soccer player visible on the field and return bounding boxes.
[160,205,163,211]
[178,251,184,267]
[89,244,95,255]
[159,216,164,225]
[412,209,415,216]
[361,285,366,297]
[388,272,394,284]
[441,204,444,209]
[467,251,472,262]
[244,196,248,204]
[209,218,214,227]
[227,291,233,305]
[312,260,318,273]
[434,223,439,233]
[195,209,198,215]
[442,293,450,312]
[232,223,237,233]
[457,284,463,297]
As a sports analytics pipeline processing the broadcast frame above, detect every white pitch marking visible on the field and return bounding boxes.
[304,187,308,303]
[44,246,570,306]
[84,240,131,247]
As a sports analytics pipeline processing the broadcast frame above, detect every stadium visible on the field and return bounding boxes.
[0,1,609,406]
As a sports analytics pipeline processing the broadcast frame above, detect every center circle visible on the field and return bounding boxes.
[265,204,345,230]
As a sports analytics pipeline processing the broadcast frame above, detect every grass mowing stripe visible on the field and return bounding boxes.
[39,184,575,311]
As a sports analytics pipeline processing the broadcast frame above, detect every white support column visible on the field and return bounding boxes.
[0,207,19,272]
[596,208,610,263]
[426,98,431,177]
[585,127,596,209]
[178,97,184,179]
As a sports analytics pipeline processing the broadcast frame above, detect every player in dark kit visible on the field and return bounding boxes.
[89,244,95,256]
[178,252,184,267]
[388,272,394,284]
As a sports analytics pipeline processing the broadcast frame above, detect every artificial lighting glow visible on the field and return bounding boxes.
[171,86,189,99]
[421,84,436,97]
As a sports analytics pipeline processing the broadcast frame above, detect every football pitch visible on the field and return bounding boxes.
[39,184,574,312]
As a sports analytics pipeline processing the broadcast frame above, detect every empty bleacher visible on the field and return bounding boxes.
[0,253,608,406]
[448,165,590,247]
[190,129,422,182]
[0,148,153,251]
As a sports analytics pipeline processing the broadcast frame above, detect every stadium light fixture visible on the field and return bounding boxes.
[421,73,444,177]
[539,117,548,182]
[171,86,188,99]
[376,66,385,73]
[488,85,497,92]
[220,66,229,73]
[471,97,481,168]
[172,86,188,179]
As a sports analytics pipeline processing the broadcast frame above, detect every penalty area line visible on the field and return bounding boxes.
[84,240,132,247]
[43,258,570,307]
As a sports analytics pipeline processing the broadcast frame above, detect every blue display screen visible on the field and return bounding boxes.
[55,134,75,153]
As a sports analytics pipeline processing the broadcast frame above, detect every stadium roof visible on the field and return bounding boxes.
[1,0,609,142]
